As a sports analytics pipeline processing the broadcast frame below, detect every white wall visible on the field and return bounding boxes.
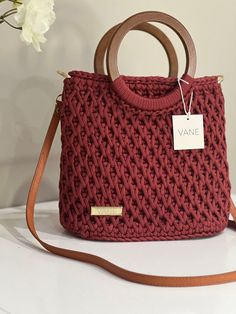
[0,0,235,208]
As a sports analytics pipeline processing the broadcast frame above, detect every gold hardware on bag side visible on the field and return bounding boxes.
[218,75,224,84]
[91,206,123,216]
[55,104,60,115]
[57,70,71,79]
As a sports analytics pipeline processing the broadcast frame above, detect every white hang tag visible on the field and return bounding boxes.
[172,114,205,150]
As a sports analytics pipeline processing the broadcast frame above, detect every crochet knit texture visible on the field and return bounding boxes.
[59,71,231,241]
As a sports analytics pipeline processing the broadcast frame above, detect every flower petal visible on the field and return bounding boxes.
[14,0,55,51]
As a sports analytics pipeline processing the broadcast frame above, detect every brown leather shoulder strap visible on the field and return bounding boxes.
[26,103,236,287]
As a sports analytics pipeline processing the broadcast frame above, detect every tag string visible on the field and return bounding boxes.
[177,78,194,119]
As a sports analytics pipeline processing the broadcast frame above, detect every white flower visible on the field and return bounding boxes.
[15,0,56,52]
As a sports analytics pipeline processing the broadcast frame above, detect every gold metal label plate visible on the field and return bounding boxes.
[91,206,123,216]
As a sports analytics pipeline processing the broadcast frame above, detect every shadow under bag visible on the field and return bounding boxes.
[26,11,236,287]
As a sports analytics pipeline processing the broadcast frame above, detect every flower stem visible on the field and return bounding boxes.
[0,10,17,22]
[0,16,21,29]
[0,6,20,30]
[0,0,21,3]
[6,0,22,4]
[1,8,17,17]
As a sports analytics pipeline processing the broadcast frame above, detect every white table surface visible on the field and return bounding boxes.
[1,197,236,314]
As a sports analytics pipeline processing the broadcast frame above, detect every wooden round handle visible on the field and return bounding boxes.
[107,11,197,81]
[94,22,178,77]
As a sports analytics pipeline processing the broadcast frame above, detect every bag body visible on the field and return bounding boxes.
[59,71,231,241]
[26,11,236,287]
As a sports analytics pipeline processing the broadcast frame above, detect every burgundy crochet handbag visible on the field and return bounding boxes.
[26,11,236,287]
